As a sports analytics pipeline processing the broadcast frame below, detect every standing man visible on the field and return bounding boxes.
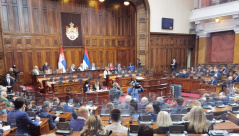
[171,59,178,72]
[109,82,123,105]
[127,80,144,103]
[2,73,14,94]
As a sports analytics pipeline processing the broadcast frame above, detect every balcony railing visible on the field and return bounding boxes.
[197,0,237,8]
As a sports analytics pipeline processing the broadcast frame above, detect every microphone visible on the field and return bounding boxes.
[108,130,112,136]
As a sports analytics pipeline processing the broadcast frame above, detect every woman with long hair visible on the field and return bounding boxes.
[154,111,172,134]
[182,100,201,121]
[186,106,212,134]
[1,90,13,107]
[105,102,114,114]
[80,115,106,136]
[93,79,102,91]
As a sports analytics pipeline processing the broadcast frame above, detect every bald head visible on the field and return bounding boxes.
[78,107,89,119]
[145,104,154,113]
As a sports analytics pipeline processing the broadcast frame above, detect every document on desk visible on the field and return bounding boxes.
[38,121,42,125]
[2,125,10,131]
[55,117,60,122]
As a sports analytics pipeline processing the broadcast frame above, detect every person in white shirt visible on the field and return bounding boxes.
[105,109,128,134]
[104,67,111,79]
[78,63,85,71]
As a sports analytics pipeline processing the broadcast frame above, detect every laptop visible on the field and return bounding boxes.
[128,125,139,136]
[139,115,152,124]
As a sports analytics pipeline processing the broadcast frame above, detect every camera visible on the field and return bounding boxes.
[132,79,141,89]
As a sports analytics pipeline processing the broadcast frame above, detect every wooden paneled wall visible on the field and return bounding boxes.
[0,0,136,84]
[149,33,196,73]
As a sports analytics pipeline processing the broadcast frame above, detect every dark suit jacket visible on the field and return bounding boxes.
[37,109,56,130]
[7,109,39,135]
[42,65,50,71]
[171,62,178,70]
[93,84,102,91]
[61,104,78,120]
[2,78,14,93]
[170,106,187,114]
[89,66,97,70]
[69,118,86,131]
[213,72,221,79]
[233,76,239,82]
[147,111,157,122]
[179,73,189,78]
[208,79,218,85]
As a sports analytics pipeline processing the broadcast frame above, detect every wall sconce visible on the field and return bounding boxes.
[124,1,130,6]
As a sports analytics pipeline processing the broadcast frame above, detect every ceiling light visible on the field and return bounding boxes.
[99,0,105,2]
[124,1,130,6]
[215,18,220,23]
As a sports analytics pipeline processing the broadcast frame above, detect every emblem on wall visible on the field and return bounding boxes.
[66,22,79,41]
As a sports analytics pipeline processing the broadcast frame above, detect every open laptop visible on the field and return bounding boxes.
[171,114,183,124]
[139,115,152,125]
[128,125,139,136]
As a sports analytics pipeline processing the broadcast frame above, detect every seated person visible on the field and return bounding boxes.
[70,64,76,72]
[36,101,57,130]
[1,91,13,107]
[189,67,196,74]
[208,76,218,85]
[198,93,209,104]
[222,76,233,87]
[213,69,221,80]
[78,63,85,71]
[129,100,138,119]
[127,80,144,102]
[108,63,115,70]
[138,124,154,136]
[182,100,201,121]
[2,73,14,94]
[53,97,60,106]
[210,92,218,103]
[196,66,204,73]
[83,80,90,93]
[154,111,172,134]
[144,104,157,122]
[170,97,187,114]
[105,109,128,134]
[202,96,215,107]
[69,107,89,131]
[127,62,135,71]
[221,65,229,74]
[80,115,106,136]
[109,82,123,105]
[7,98,40,135]
[32,65,41,75]
[208,67,215,76]
[25,100,33,112]
[233,73,239,83]
[118,67,124,74]
[105,102,114,114]
[185,106,212,134]
[121,95,132,109]
[93,79,101,91]
[152,101,160,114]
[156,97,170,110]
[58,101,78,120]
[42,62,50,72]
[138,97,149,110]
[219,92,229,104]
[89,63,97,70]
[179,70,188,78]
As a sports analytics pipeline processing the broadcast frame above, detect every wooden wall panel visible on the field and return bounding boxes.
[0,0,136,84]
[150,33,196,73]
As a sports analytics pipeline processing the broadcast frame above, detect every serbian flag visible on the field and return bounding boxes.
[83,46,90,69]
[58,46,67,73]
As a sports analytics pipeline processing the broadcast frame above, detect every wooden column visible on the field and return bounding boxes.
[198,34,210,64]
[233,32,239,63]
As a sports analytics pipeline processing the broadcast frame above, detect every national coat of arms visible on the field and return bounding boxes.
[66,22,79,41]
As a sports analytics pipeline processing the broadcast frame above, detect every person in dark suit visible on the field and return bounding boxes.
[219,92,229,104]
[196,66,204,73]
[93,79,102,91]
[109,82,123,105]
[36,101,57,130]
[69,107,89,131]
[221,65,229,75]
[179,70,188,78]
[127,62,135,72]
[115,63,122,71]
[156,97,170,110]
[57,101,78,120]
[222,76,233,88]
[7,68,15,79]
[171,59,178,72]
[208,76,218,85]
[89,63,97,70]
[83,80,90,93]
[42,62,50,72]
[154,111,172,134]
[145,104,157,122]
[233,73,239,82]
[170,97,187,114]
[213,69,221,80]
[2,73,14,94]
[7,98,40,135]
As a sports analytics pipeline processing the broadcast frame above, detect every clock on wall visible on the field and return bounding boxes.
[162,18,173,30]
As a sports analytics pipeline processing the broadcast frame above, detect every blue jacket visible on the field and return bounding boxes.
[196,68,204,73]
[88,66,97,70]
[127,87,144,103]
[7,109,39,135]
[61,104,78,120]
[214,72,221,79]
[233,76,239,82]
[69,118,86,131]
[179,73,188,78]
[147,111,157,122]
[36,109,57,130]
[127,65,135,71]
[209,79,218,85]
[170,106,187,114]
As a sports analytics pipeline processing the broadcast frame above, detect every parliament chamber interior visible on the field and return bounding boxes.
[1,0,239,136]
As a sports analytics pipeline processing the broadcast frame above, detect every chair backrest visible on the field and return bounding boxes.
[121,109,130,116]
[139,115,151,121]
[232,106,239,111]
[206,114,213,121]
[56,69,63,74]
[180,109,188,114]
[57,122,71,130]
[169,125,185,133]
[77,74,81,78]
[74,103,81,108]
[56,106,64,112]
[27,111,36,120]
[171,114,182,122]
[216,101,224,106]
[130,125,139,133]
[228,99,235,104]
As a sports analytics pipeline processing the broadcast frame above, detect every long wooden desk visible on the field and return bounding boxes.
[49,112,72,122]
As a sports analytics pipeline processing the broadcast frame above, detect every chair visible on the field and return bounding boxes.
[100,109,110,116]
[139,115,152,124]
[88,77,92,80]
[216,101,225,107]
[56,107,64,114]
[55,122,72,134]
[59,75,63,80]
[68,75,72,79]
[27,111,36,120]
[77,74,81,78]
[68,99,73,105]
[58,80,63,84]
[78,78,83,81]
[228,99,237,106]
[231,106,239,114]
[171,114,182,122]
[68,79,73,82]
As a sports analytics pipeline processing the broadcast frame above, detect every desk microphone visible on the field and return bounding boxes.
[108,130,112,136]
